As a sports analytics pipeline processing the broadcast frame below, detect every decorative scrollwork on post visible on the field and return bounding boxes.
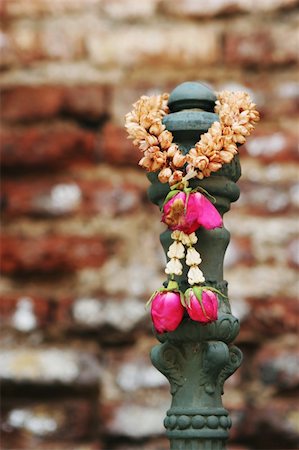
[218,346,243,395]
[198,342,230,395]
[151,343,186,394]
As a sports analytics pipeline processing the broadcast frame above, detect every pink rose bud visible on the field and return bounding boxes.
[186,289,218,324]
[151,291,184,333]
[162,191,222,234]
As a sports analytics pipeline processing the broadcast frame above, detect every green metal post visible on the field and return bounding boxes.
[147,82,243,450]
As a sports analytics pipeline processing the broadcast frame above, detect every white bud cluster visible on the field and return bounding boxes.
[171,231,197,246]
[185,246,205,285]
[165,238,185,276]
[165,231,205,285]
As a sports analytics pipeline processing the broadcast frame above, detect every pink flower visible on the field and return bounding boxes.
[162,192,222,234]
[186,289,218,324]
[151,291,184,333]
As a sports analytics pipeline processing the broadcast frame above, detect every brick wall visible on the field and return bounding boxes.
[1,1,299,449]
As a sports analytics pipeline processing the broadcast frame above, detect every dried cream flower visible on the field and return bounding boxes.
[158,167,172,183]
[187,266,205,285]
[186,247,202,266]
[167,144,179,158]
[188,233,198,245]
[149,122,165,136]
[165,258,183,276]
[171,231,197,246]
[168,170,183,186]
[167,241,185,259]
[158,130,173,150]
[178,232,189,245]
[171,230,181,241]
[172,150,187,168]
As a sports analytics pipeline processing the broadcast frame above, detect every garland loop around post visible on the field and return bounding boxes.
[125,89,260,334]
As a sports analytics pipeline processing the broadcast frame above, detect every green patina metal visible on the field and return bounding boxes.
[147,82,243,450]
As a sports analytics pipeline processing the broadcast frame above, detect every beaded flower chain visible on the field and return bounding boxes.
[125,89,259,333]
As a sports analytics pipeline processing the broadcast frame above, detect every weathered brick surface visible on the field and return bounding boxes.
[237,180,297,215]
[2,178,144,217]
[98,123,141,166]
[86,23,221,69]
[1,86,64,122]
[0,294,52,331]
[1,235,110,274]
[0,293,150,339]
[1,123,96,168]
[100,338,169,438]
[160,0,299,16]
[243,126,298,162]
[1,399,99,449]
[0,344,101,385]
[241,398,299,449]
[1,85,109,123]
[239,297,299,341]
[254,336,299,390]
[1,1,299,449]
[1,0,100,17]
[224,22,299,66]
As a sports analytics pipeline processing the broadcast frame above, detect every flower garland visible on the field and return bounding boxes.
[125,90,259,185]
[125,88,259,333]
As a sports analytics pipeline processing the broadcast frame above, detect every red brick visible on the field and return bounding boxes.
[0,31,17,68]
[2,26,42,66]
[240,297,299,340]
[255,79,299,120]
[0,293,149,336]
[1,178,143,217]
[160,0,299,17]
[1,399,96,447]
[224,236,254,268]
[0,235,109,274]
[243,127,298,162]
[102,0,159,19]
[1,0,99,17]
[254,337,299,389]
[98,123,140,166]
[0,343,101,384]
[87,23,221,68]
[1,86,64,122]
[53,297,76,329]
[0,123,96,169]
[0,294,51,330]
[287,238,299,267]
[63,86,109,121]
[1,22,83,66]
[1,85,109,123]
[236,180,295,216]
[72,295,148,337]
[224,24,298,67]
[242,398,299,448]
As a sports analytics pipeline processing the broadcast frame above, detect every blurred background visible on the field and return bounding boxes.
[0,1,299,449]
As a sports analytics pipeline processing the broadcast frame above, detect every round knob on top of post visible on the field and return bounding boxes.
[168,81,217,113]
[163,82,218,147]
